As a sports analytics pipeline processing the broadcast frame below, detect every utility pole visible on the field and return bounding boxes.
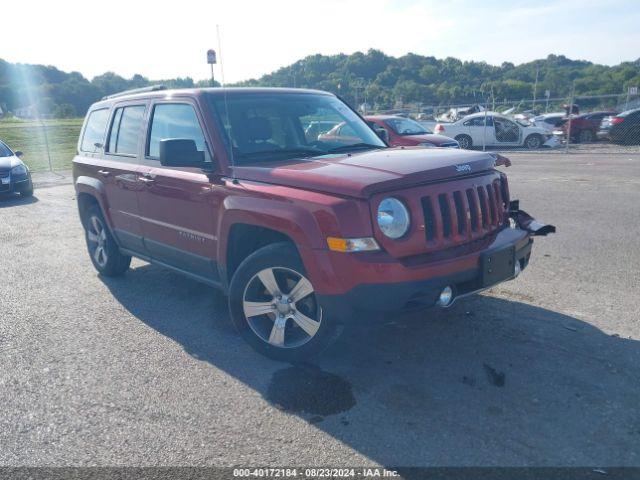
[565,81,575,153]
[545,89,550,112]
[532,65,539,112]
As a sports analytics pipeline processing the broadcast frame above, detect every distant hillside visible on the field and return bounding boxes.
[1,51,639,118]
[240,50,640,110]
[0,59,212,118]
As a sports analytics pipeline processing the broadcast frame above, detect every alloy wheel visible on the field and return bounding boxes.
[242,267,321,348]
[87,215,108,268]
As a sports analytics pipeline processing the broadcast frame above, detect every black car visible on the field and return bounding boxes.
[598,108,640,145]
[0,140,34,197]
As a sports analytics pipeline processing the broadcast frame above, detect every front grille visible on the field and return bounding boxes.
[421,177,506,247]
[440,142,459,148]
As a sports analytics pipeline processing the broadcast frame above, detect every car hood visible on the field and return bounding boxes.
[231,147,498,198]
[401,133,457,145]
[0,156,22,171]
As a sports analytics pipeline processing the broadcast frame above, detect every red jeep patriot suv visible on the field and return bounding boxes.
[74,86,553,361]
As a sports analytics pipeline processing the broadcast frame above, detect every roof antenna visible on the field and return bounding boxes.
[217,24,237,183]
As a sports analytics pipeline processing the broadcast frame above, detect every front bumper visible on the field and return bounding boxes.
[0,173,32,194]
[315,205,554,324]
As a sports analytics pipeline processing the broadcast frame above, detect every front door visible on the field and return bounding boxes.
[136,101,221,283]
[493,117,522,145]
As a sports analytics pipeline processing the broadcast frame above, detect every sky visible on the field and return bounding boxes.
[3,0,639,83]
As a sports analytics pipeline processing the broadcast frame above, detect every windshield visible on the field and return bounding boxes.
[0,141,13,157]
[208,92,385,165]
[385,117,430,135]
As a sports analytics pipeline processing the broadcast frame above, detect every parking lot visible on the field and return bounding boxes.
[1,152,639,467]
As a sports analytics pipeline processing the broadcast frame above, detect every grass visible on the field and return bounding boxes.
[0,118,83,172]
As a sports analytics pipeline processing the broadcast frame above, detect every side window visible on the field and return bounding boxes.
[107,105,145,156]
[338,123,357,137]
[80,109,110,152]
[147,103,210,162]
[465,117,492,127]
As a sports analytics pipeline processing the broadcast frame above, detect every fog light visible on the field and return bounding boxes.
[514,259,521,277]
[436,286,453,307]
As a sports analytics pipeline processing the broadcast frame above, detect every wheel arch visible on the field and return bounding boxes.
[75,176,112,231]
[217,197,326,289]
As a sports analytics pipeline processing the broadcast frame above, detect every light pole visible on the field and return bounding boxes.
[207,49,217,87]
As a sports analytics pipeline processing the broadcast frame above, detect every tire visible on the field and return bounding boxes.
[577,129,594,143]
[524,134,543,150]
[83,204,131,276]
[20,184,34,198]
[228,242,340,362]
[455,135,473,149]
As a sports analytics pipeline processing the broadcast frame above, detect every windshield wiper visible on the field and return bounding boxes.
[327,143,386,153]
[234,147,325,161]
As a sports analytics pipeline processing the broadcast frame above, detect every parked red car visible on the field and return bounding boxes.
[74,86,553,361]
[365,115,459,148]
[562,111,617,143]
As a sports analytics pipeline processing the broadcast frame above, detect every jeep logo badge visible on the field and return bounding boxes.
[455,164,472,173]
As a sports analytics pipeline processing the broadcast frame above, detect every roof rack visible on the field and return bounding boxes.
[102,85,167,100]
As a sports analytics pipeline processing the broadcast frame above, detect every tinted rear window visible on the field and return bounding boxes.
[80,109,110,152]
[107,105,145,156]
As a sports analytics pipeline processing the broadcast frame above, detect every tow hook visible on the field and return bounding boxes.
[509,200,556,236]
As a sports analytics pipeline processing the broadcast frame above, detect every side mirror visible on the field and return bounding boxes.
[159,139,204,168]
[14,150,23,158]
[374,126,389,143]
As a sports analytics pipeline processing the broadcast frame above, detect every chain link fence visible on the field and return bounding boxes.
[372,89,640,154]
[1,87,638,177]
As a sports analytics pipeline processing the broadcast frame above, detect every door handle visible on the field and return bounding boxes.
[138,176,155,185]
[97,169,110,177]
[114,173,139,185]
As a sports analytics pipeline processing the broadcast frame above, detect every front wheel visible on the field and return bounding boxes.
[228,242,340,362]
[524,134,543,149]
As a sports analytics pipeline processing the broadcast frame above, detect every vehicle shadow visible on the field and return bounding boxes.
[101,263,640,467]
[0,193,39,207]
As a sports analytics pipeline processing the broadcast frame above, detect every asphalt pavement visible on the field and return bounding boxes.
[1,152,639,467]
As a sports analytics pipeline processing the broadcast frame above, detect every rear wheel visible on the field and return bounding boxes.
[524,134,543,149]
[455,134,472,149]
[228,242,340,362]
[83,204,131,276]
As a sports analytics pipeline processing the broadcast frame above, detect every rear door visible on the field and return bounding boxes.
[136,100,221,283]
[80,104,147,253]
[465,116,496,146]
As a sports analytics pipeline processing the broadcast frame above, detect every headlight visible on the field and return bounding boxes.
[11,164,27,175]
[377,198,410,239]
[419,142,436,148]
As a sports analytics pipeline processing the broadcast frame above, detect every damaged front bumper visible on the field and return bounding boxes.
[509,200,556,236]
[317,201,555,324]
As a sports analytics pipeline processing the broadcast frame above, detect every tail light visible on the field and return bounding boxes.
[435,124,445,133]
[611,117,624,125]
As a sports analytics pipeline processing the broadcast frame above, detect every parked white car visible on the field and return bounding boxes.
[531,112,567,133]
[434,112,554,149]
